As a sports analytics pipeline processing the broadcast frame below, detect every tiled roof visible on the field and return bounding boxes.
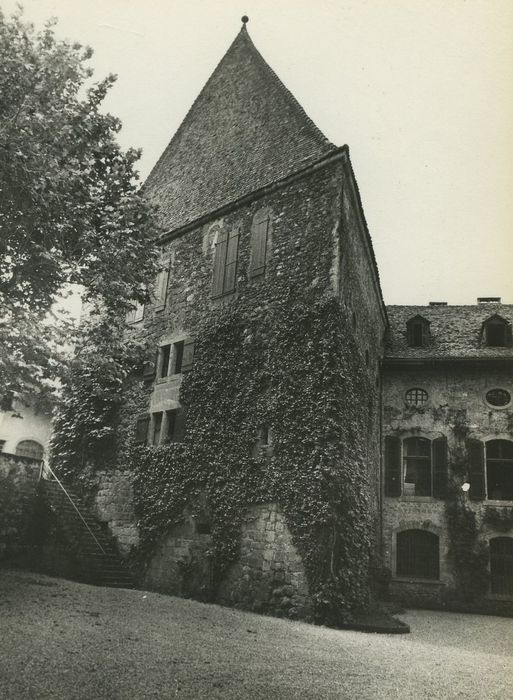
[144,25,336,233]
[385,304,513,360]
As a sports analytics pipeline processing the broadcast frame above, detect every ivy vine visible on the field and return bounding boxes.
[128,296,376,625]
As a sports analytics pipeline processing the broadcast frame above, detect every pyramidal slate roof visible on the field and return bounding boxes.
[385,304,513,360]
[144,24,336,233]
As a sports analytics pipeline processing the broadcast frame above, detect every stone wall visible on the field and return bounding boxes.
[143,501,312,618]
[93,471,139,554]
[0,452,40,561]
[382,363,513,605]
[218,503,311,618]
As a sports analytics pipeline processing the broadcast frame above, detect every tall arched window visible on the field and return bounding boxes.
[490,537,513,595]
[16,440,44,460]
[396,529,439,580]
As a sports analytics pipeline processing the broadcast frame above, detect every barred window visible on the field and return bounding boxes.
[396,529,439,580]
[490,537,513,595]
[486,389,511,408]
[405,388,428,406]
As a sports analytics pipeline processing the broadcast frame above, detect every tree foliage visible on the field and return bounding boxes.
[0,9,159,400]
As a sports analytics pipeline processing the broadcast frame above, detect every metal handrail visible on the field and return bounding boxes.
[41,462,106,555]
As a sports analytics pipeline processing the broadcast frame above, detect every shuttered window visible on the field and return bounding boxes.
[212,229,239,298]
[250,214,270,277]
[385,435,447,498]
[396,529,439,580]
[154,268,169,310]
[135,415,150,445]
[490,537,513,595]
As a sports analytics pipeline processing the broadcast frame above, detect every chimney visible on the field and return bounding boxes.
[429,301,447,307]
[477,297,501,304]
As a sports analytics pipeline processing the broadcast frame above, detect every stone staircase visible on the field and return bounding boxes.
[38,479,135,589]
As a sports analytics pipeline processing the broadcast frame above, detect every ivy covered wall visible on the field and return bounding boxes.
[52,157,386,624]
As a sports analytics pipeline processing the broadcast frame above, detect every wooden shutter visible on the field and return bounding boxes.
[154,268,169,308]
[223,229,239,293]
[432,436,448,499]
[135,414,150,445]
[212,230,228,298]
[250,216,269,277]
[181,339,195,372]
[174,407,187,442]
[384,435,402,496]
[467,438,486,500]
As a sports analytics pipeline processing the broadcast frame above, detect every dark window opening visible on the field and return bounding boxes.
[405,388,428,406]
[160,345,171,378]
[490,537,513,595]
[196,522,211,535]
[15,440,44,460]
[407,316,430,348]
[396,529,439,580]
[0,440,5,452]
[163,410,178,444]
[486,322,507,347]
[152,412,163,446]
[486,389,511,407]
[486,440,513,500]
[410,322,425,347]
[403,437,432,496]
[173,341,184,374]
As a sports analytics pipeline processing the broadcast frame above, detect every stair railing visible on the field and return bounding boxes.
[42,462,107,555]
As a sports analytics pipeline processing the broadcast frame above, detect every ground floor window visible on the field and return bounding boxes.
[490,537,513,595]
[396,529,439,580]
[16,440,44,460]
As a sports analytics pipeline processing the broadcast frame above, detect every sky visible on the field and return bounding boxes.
[3,0,513,305]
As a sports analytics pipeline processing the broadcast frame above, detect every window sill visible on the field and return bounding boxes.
[154,304,165,313]
[487,593,513,601]
[485,499,513,506]
[155,375,182,385]
[392,577,444,586]
[386,496,438,503]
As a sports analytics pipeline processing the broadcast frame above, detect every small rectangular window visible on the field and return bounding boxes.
[160,345,171,378]
[126,301,144,324]
[163,410,177,444]
[173,341,184,374]
[152,412,163,446]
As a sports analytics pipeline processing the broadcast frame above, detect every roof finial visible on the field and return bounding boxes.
[241,15,249,26]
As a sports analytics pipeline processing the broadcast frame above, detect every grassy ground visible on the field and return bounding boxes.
[1,569,512,699]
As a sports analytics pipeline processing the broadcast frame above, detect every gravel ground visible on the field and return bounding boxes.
[0,569,512,699]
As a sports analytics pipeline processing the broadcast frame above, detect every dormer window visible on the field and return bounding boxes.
[406,315,430,348]
[482,315,511,347]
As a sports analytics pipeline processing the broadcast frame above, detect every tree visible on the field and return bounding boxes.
[0,9,159,402]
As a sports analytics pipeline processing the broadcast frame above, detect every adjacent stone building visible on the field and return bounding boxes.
[382,300,513,607]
